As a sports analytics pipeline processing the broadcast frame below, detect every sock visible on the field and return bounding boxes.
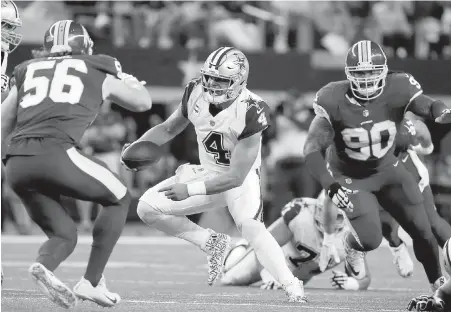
[84,194,131,287]
[37,236,77,271]
[241,219,295,286]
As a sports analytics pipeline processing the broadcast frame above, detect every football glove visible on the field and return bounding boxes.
[319,233,340,272]
[407,294,445,311]
[260,280,283,290]
[120,143,137,172]
[327,182,355,213]
[331,270,360,290]
[435,108,451,124]
[1,74,9,93]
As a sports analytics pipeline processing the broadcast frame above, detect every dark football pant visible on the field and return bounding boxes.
[5,147,131,286]
[333,162,441,284]
[381,153,451,248]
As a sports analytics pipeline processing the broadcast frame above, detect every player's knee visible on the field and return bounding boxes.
[55,224,78,251]
[359,232,383,251]
[239,218,266,245]
[137,199,163,225]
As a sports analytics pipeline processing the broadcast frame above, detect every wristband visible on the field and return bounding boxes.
[187,182,207,196]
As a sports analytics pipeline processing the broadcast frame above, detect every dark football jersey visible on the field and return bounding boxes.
[315,72,423,177]
[7,54,122,155]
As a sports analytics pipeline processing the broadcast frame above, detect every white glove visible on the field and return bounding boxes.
[260,280,283,290]
[327,182,356,213]
[331,270,360,290]
[319,233,340,272]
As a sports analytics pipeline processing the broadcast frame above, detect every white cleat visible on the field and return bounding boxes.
[73,275,121,307]
[431,276,447,292]
[28,262,77,309]
[283,277,307,303]
[344,244,366,280]
[205,230,231,286]
[390,242,414,278]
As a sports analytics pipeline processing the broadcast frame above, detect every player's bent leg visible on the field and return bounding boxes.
[422,186,451,248]
[138,164,230,285]
[380,210,414,278]
[377,175,442,288]
[339,191,383,280]
[226,169,306,303]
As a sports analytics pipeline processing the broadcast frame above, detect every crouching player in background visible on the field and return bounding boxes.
[220,192,371,291]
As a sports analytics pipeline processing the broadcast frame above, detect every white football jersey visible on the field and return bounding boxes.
[1,50,9,92]
[181,79,270,173]
[280,197,348,281]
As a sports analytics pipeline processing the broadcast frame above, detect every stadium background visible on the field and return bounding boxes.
[2,0,451,238]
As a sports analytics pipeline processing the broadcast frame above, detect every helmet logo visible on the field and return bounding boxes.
[233,54,246,71]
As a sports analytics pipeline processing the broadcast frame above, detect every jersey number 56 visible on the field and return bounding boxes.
[20,59,87,108]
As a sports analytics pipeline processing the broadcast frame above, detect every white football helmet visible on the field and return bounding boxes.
[200,47,249,105]
[314,191,345,233]
[1,0,22,52]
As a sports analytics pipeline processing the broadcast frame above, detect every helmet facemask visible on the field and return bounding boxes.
[1,19,22,52]
[201,72,242,105]
[345,65,388,101]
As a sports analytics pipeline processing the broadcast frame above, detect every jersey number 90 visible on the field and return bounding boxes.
[20,59,87,108]
[341,120,397,161]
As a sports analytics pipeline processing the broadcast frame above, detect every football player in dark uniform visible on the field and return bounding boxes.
[1,20,152,308]
[304,40,451,292]
[381,117,451,278]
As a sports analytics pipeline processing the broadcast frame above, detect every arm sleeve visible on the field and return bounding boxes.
[94,55,123,79]
[281,199,302,226]
[238,99,271,140]
[399,73,423,113]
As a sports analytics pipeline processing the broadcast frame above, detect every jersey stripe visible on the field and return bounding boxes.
[66,147,127,200]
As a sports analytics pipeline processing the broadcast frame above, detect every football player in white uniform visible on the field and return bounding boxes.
[221,192,371,291]
[122,47,307,302]
[1,0,22,97]
[1,0,22,286]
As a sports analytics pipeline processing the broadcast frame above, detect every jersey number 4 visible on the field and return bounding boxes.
[20,59,87,108]
[203,131,231,166]
[342,120,397,161]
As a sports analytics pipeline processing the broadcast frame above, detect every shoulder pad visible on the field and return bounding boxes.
[313,81,346,123]
[87,54,123,78]
[238,94,270,140]
[181,78,201,118]
[388,72,423,104]
[281,198,313,225]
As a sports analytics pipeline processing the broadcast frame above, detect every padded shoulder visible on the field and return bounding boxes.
[181,78,201,118]
[238,93,270,140]
[313,81,347,123]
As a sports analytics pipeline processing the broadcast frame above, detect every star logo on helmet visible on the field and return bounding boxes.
[233,54,246,71]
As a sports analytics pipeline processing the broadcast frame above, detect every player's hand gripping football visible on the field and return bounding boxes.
[327,183,356,213]
[407,294,445,311]
[159,183,189,201]
[319,233,340,272]
[435,108,451,124]
[120,143,137,172]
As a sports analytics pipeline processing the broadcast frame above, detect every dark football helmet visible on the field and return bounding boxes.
[43,20,93,55]
[345,40,388,101]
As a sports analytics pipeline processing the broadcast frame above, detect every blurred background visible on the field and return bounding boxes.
[2,0,451,237]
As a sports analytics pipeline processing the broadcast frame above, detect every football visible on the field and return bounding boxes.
[121,141,164,170]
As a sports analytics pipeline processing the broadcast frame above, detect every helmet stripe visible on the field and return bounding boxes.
[63,20,72,46]
[57,20,69,46]
[366,40,371,64]
[209,47,227,68]
[357,42,363,64]
[361,40,367,63]
[52,21,61,46]
[10,0,19,19]
[214,47,235,69]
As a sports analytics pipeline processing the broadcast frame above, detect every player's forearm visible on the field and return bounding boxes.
[137,123,177,146]
[204,172,242,195]
[408,95,448,120]
[303,116,336,190]
[104,75,152,112]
